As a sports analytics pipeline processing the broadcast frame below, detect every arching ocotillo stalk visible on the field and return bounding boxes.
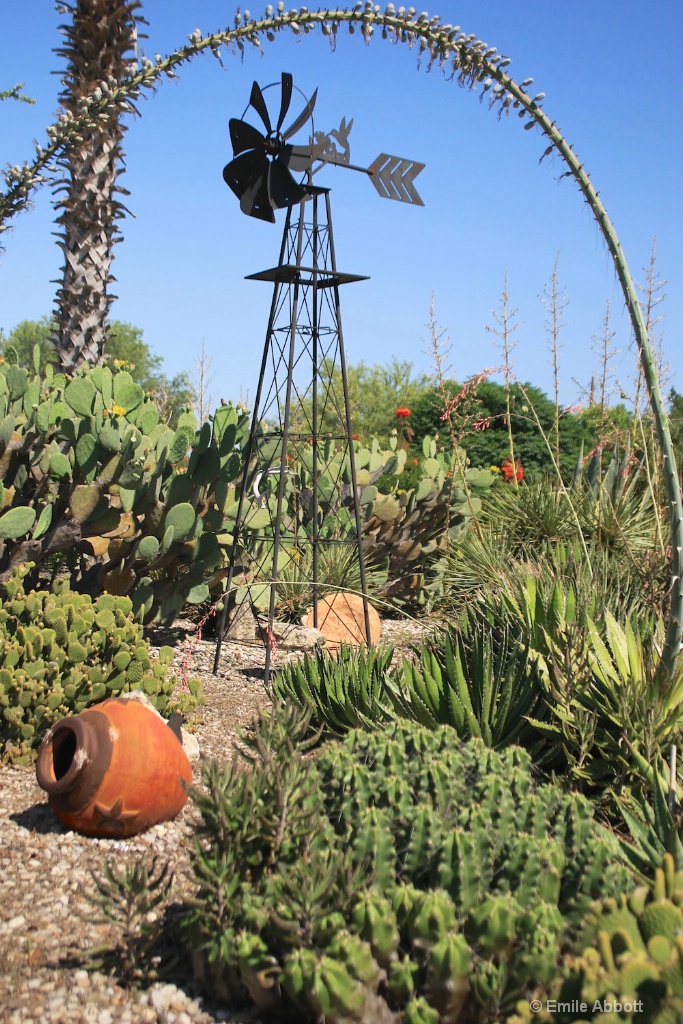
[2,5,680,679]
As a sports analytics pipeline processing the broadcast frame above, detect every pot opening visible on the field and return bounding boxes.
[52,727,77,780]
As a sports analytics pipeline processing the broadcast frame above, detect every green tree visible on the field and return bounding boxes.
[291,357,429,441]
[0,316,58,372]
[0,317,195,426]
[409,378,590,480]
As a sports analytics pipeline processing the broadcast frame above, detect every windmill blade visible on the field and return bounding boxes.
[249,80,272,135]
[223,149,268,201]
[282,143,315,173]
[268,158,308,210]
[276,72,293,132]
[240,175,275,222]
[229,118,265,157]
[282,88,317,141]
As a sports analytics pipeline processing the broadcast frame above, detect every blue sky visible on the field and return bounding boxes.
[1,1,681,409]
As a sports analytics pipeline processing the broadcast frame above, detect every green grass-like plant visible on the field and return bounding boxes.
[82,855,174,987]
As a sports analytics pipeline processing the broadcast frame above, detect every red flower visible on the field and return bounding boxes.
[501,457,524,482]
[396,407,411,419]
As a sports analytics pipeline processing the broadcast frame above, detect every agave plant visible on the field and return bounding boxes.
[584,613,683,761]
[385,610,553,759]
[270,644,396,736]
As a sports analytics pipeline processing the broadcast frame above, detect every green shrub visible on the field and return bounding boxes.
[0,566,203,765]
[183,703,632,1023]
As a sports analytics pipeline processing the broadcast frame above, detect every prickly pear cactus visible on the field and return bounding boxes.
[0,565,202,765]
[0,351,248,623]
[243,431,495,613]
[184,706,630,1023]
[363,435,495,610]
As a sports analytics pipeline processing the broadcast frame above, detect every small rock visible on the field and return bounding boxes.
[6,915,26,929]
[150,983,179,1014]
[257,617,324,650]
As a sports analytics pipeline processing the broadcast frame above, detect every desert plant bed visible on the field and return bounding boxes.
[0,619,424,1024]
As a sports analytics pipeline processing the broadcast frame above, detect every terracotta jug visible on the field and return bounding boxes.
[36,697,193,837]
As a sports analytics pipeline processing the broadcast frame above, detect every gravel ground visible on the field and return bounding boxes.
[0,619,426,1024]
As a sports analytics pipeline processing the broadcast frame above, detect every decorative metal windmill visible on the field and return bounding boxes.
[213,72,424,681]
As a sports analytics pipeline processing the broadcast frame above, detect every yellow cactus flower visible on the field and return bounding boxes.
[112,404,126,416]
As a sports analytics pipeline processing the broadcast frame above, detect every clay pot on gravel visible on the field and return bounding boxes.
[35,697,192,838]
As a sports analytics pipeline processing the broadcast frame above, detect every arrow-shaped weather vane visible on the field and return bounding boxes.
[367,153,425,206]
[310,120,425,206]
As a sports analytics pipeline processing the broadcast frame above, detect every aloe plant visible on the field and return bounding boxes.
[271,644,395,736]
[618,745,683,877]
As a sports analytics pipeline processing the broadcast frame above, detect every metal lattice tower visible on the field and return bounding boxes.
[213,187,372,681]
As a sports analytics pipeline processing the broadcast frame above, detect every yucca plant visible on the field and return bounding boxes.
[479,477,584,554]
[574,444,662,554]
[272,544,387,623]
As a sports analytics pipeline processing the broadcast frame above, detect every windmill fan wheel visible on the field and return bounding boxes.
[223,72,318,222]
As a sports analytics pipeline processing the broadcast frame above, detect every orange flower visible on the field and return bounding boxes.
[396,407,411,419]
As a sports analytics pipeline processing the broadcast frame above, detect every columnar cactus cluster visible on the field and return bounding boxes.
[0,565,202,765]
[0,350,248,622]
[184,704,631,1023]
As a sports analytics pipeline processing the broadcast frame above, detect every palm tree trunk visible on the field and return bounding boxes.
[52,0,143,373]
